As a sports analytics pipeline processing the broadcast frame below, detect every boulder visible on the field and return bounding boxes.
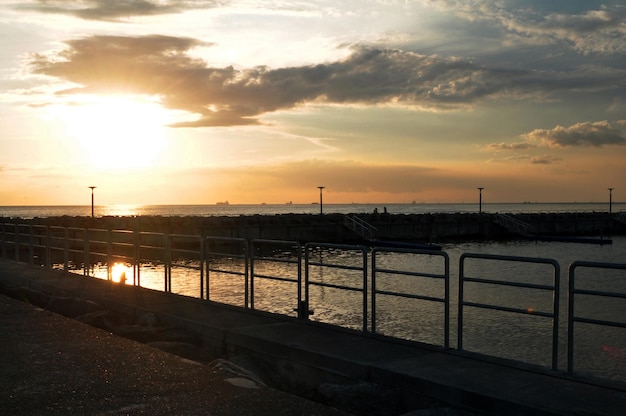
[46,296,104,318]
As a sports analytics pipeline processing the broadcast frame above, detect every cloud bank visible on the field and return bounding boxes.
[30,34,625,127]
[18,0,223,21]
[523,120,626,148]
[426,0,626,55]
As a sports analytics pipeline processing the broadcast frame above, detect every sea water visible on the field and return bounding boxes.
[1,201,625,219]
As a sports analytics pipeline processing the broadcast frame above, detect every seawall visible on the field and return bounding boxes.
[4,212,624,243]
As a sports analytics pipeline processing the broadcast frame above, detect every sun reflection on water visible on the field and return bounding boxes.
[111,262,132,284]
[101,204,142,217]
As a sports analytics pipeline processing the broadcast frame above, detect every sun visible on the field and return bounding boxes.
[61,95,170,170]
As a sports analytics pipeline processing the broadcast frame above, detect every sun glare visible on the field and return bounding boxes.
[61,95,170,170]
[111,262,132,284]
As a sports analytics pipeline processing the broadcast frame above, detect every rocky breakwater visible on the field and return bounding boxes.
[4,211,624,245]
[3,283,214,364]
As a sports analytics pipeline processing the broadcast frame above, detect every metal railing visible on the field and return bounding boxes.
[204,236,249,305]
[493,213,536,236]
[459,253,560,370]
[372,248,450,348]
[304,242,369,331]
[250,239,302,316]
[343,214,378,240]
[3,220,626,382]
[568,261,626,374]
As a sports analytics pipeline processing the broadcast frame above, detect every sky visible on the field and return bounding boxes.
[0,0,625,206]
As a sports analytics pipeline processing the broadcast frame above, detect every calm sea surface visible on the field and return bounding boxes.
[2,203,625,382]
[0,201,624,219]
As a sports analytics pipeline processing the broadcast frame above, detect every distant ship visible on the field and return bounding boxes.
[216,201,229,205]
[286,201,292,205]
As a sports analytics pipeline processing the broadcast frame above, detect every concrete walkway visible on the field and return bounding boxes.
[0,292,353,416]
[1,259,625,415]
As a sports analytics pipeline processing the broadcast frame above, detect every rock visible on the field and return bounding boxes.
[7,287,50,308]
[112,324,163,343]
[75,310,129,332]
[46,296,104,318]
[316,381,403,416]
[147,341,213,363]
[158,327,199,344]
[135,312,159,327]
[209,358,267,387]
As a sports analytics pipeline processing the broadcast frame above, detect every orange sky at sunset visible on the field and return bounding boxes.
[1,1,624,206]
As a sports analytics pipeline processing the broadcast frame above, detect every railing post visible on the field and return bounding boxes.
[165,234,171,292]
[204,238,210,300]
[199,237,205,300]
[0,222,5,259]
[83,228,89,276]
[45,226,51,269]
[568,264,576,374]
[551,263,560,371]
[134,230,140,286]
[14,223,19,262]
[107,229,113,281]
[63,227,69,272]
[362,246,368,332]
[28,225,34,265]
[244,242,255,309]
[457,254,465,351]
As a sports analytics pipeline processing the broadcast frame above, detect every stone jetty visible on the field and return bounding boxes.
[3,212,623,243]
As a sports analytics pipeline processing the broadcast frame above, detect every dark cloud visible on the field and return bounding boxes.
[428,1,626,55]
[523,120,626,147]
[530,155,561,165]
[487,142,536,151]
[30,35,626,127]
[17,0,222,21]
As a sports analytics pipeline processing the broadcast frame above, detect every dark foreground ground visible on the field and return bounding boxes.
[0,292,350,416]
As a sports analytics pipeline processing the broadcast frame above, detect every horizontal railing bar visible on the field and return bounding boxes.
[205,251,247,259]
[206,268,246,277]
[375,290,445,303]
[375,268,446,279]
[462,252,560,266]
[572,317,626,329]
[306,261,364,272]
[463,276,555,291]
[463,301,554,318]
[571,288,626,299]
[252,256,299,265]
[308,281,363,292]
[252,274,298,284]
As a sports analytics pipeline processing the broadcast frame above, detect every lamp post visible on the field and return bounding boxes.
[318,186,325,216]
[88,186,96,218]
[608,187,614,215]
[477,187,484,214]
